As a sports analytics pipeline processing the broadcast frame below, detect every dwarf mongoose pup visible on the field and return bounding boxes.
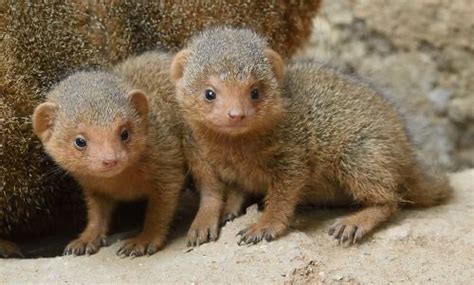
[170,27,452,246]
[32,70,185,256]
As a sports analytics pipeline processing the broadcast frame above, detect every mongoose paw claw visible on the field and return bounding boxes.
[116,236,164,257]
[187,217,219,247]
[220,212,241,226]
[0,241,24,258]
[328,220,366,246]
[237,221,286,245]
[64,236,107,256]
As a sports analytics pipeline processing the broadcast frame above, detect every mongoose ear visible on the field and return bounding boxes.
[32,102,57,142]
[170,49,191,82]
[264,49,284,83]
[128,90,149,118]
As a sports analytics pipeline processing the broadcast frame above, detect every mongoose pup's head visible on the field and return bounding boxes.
[170,27,285,136]
[33,72,149,178]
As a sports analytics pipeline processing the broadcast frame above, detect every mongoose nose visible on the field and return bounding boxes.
[102,159,119,168]
[228,112,245,121]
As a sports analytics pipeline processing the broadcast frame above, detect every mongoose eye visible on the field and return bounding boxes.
[74,136,87,150]
[204,89,216,102]
[250,88,260,100]
[120,129,129,142]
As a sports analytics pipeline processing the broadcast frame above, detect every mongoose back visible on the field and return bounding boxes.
[170,27,452,246]
[32,70,185,257]
[0,1,321,256]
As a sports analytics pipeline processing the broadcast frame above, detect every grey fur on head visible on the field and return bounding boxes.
[47,71,136,128]
[185,27,275,84]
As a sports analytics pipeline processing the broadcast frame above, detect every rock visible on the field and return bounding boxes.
[428,88,452,115]
[300,0,474,170]
[448,98,474,123]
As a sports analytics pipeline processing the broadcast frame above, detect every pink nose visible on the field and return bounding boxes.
[102,159,119,168]
[228,112,245,121]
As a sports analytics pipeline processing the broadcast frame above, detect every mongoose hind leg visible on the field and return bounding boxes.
[221,188,247,225]
[328,161,402,245]
[64,193,114,256]
[117,183,181,257]
[0,239,23,258]
[328,203,398,245]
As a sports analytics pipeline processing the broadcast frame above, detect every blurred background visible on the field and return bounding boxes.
[300,0,473,171]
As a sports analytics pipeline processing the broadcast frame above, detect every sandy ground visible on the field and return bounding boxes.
[0,169,472,284]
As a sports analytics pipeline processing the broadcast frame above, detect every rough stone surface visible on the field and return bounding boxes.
[298,0,474,170]
[0,169,472,284]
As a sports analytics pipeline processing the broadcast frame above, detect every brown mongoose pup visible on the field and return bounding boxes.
[170,27,452,246]
[0,0,321,256]
[32,71,186,257]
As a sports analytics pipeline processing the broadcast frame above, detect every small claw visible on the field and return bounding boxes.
[340,234,348,244]
[116,245,126,256]
[344,226,357,245]
[73,247,81,256]
[264,232,274,242]
[221,213,239,226]
[334,225,345,240]
[146,245,158,256]
[237,234,248,246]
[85,247,93,255]
[131,249,143,257]
[353,228,365,243]
[100,237,108,247]
[237,228,247,237]
[329,220,367,246]
[328,227,335,235]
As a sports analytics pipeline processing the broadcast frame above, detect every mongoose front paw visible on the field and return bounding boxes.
[0,240,24,258]
[237,221,287,245]
[64,236,107,256]
[116,236,164,257]
[328,219,368,246]
[187,216,219,247]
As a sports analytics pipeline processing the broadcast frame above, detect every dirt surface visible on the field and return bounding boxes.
[1,169,472,284]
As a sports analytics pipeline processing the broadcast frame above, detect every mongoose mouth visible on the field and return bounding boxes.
[92,163,127,178]
[212,122,251,135]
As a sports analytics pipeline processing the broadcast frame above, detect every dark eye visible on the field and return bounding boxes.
[250,88,260,100]
[204,89,216,101]
[74,136,87,150]
[120,129,129,142]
